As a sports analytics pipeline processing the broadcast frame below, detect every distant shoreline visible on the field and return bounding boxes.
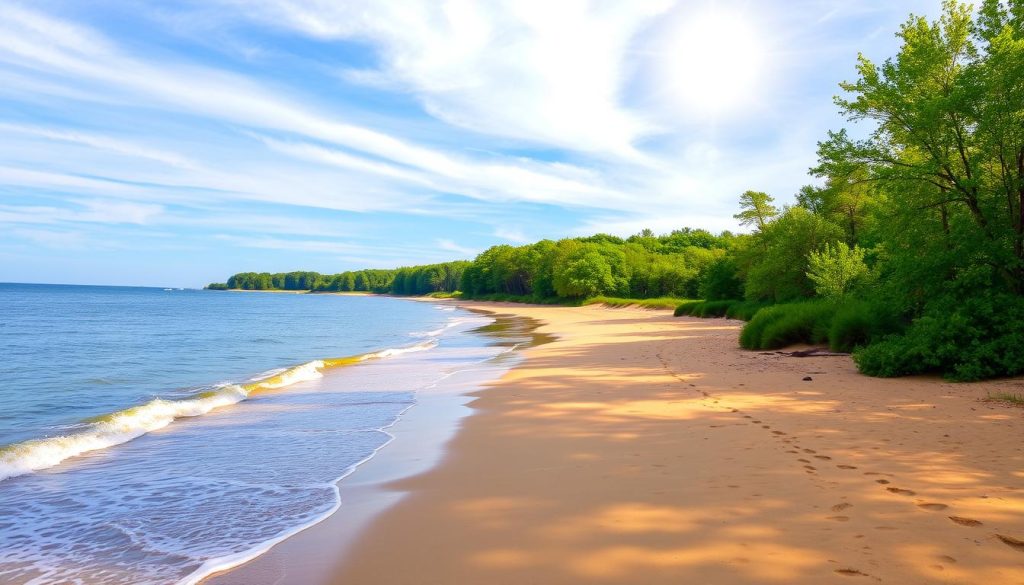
[221,289,374,296]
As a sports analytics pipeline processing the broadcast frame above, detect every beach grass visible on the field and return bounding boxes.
[583,296,693,310]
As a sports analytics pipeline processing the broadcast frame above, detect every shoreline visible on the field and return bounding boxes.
[203,306,547,585]
[211,301,1024,584]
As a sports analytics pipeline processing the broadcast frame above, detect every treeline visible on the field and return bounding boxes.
[209,1,1024,381]
[460,229,731,299]
[209,263,470,295]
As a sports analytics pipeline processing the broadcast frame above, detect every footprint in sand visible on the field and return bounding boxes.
[887,487,916,496]
[752,420,762,423]
[772,430,787,436]
[804,465,817,470]
[837,464,858,470]
[828,515,851,522]
[834,568,868,577]
[803,448,817,454]
[917,503,949,511]
[948,516,983,527]
[798,458,811,463]
[996,534,1024,552]
[815,455,832,460]
[875,479,890,485]
[832,503,853,512]
[937,555,957,564]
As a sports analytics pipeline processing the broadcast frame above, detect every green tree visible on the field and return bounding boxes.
[807,242,871,298]
[733,191,779,230]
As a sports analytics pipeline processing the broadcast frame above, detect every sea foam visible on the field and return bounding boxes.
[0,341,438,483]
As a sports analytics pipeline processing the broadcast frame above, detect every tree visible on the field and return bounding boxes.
[816,0,1024,294]
[807,242,871,298]
[733,191,779,230]
[739,206,844,302]
[553,251,616,298]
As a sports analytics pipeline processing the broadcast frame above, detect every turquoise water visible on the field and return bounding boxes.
[0,284,509,584]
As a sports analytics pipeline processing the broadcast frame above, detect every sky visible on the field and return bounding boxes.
[0,0,944,287]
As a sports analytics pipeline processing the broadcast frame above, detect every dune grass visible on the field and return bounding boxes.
[673,299,768,320]
[584,296,693,310]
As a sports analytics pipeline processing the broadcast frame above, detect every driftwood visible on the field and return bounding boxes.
[779,347,850,358]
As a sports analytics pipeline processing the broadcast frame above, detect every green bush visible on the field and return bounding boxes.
[827,299,904,353]
[855,292,1024,381]
[740,300,837,350]
[674,300,703,316]
[725,300,768,321]
[828,301,874,352]
[698,257,743,300]
[695,300,735,317]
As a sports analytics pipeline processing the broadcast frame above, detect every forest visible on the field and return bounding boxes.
[210,1,1024,381]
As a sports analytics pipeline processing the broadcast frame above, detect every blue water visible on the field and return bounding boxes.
[0,284,509,584]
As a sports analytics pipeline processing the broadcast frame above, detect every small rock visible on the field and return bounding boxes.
[803,376,813,381]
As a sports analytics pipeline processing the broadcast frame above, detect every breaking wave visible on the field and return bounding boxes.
[0,340,438,482]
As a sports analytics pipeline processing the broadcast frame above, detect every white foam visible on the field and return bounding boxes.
[361,339,438,360]
[0,384,248,482]
[250,360,324,389]
[0,342,438,483]
[409,316,478,338]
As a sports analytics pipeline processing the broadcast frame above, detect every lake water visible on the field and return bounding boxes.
[0,284,517,584]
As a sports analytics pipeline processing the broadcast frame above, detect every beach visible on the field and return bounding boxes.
[211,301,1024,584]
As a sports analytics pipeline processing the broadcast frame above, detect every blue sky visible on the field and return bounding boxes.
[0,0,943,287]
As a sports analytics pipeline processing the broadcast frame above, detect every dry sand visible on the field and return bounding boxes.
[217,302,1024,584]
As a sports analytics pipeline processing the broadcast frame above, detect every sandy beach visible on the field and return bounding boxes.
[212,302,1024,584]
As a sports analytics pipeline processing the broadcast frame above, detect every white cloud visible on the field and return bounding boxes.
[213,234,361,255]
[0,123,199,169]
[0,5,652,215]
[11,228,89,250]
[0,199,163,228]
[493,227,531,243]
[228,0,670,158]
[435,238,478,257]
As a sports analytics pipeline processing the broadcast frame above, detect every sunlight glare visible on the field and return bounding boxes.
[661,7,767,118]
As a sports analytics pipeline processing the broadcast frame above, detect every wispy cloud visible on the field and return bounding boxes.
[227,0,669,158]
[435,238,478,257]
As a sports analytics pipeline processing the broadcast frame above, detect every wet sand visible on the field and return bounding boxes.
[217,302,1024,584]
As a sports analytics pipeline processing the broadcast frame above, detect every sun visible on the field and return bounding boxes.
[659,7,767,118]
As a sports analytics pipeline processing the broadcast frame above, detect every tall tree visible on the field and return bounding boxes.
[733,191,779,230]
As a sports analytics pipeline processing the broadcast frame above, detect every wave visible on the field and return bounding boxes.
[0,340,439,483]
[410,317,477,338]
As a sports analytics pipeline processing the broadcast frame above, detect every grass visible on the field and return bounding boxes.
[425,291,463,299]
[460,295,692,309]
[987,391,1024,406]
[584,296,693,310]
[673,299,767,320]
[739,300,837,350]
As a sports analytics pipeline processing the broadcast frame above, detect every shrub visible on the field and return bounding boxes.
[695,300,735,317]
[828,299,904,353]
[740,300,837,350]
[855,292,1024,381]
[674,300,703,317]
[699,257,743,300]
[725,300,768,321]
